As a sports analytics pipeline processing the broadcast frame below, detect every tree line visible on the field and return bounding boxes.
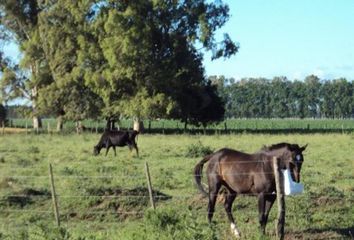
[0,0,237,130]
[1,1,352,131]
[210,75,353,119]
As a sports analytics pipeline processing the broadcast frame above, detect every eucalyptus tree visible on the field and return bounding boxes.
[304,75,321,118]
[320,80,335,118]
[289,80,306,118]
[0,0,52,129]
[269,77,290,118]
[36,0,104,130]
[79,0,238,127]
[331,78,352,118]
[2,0,237,128]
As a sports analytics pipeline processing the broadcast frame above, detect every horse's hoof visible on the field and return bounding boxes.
[230,223,241,238]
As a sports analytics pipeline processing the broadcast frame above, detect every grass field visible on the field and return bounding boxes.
[0,133,353,239]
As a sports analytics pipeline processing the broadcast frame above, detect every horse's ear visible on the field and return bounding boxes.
[300,144,308,152]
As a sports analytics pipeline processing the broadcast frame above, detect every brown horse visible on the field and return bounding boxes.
[194,143,307,238]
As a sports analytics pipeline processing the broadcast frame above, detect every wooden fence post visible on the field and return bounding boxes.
[1,121,4,135]
[273,157,285,240]
[49,163,60,227]
[144,162,156,210]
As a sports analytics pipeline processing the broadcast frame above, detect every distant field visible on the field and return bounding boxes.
[0,133,353,239]
[6,118,354,134]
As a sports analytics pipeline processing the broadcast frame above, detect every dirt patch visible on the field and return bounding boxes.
[0,177,17,188]
[1,127,29,134]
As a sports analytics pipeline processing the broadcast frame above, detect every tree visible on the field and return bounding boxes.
[0,0,53,129]
[304,75,321,118]
[269,77,290,118]
[320,80,335,118]
[289,80,306,118]
[79,0,237,126]
[3,0,237,127]
[331,78,352,118]
[36,0,104,131]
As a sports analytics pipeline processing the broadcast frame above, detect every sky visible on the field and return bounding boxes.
[2,0,354,81]
[203,0,354,80]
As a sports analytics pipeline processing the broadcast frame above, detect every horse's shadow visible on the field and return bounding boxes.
[300,226,354,239]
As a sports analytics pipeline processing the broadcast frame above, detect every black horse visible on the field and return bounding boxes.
[93,130,139,157]
[194,143,307,237]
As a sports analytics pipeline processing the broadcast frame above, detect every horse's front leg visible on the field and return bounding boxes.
[258,192,276,235]
[105,146,110,156]
[258,193,266,234]
[105,141,111,156]
[224,189,240,238]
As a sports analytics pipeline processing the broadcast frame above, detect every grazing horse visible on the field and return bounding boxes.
[194,143,307,238]
[93,130,139,157]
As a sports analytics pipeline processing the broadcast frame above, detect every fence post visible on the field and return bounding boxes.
[144,162,156,210]
[49,163,60,227]
[1,121,4,135]
[47,122,51,134]
[273,157,285,240]
[25,121,28,135]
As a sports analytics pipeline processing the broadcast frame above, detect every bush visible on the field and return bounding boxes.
[185,141,213,158]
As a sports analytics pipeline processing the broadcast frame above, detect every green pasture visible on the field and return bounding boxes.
[0,133,353,239]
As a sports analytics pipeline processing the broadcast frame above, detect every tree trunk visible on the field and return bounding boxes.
[106,118,116,130]
[56,115,63,132]
[33,116,42,130]
[133,119,144,133]
[76,121,83,134]
[31,86,42,130]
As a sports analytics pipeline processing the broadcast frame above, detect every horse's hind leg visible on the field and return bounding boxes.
[224,188,241,238]
[207,180,221,224]
[113,146,117,156]
[264,194,276,233]
[128,143,139,157]
[133,143,139,157]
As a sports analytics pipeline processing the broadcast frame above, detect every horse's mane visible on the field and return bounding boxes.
[261,142,295,151]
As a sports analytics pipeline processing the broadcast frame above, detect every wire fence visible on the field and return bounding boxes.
[3,118,354,135]
[1,162,353,237]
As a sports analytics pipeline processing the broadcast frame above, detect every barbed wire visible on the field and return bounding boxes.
[0,193,352,200]
[0,170,339,180]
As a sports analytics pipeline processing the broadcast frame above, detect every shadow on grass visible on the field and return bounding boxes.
[291,226,354,239]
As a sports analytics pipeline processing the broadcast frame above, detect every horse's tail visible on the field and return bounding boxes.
[194,154,213,197]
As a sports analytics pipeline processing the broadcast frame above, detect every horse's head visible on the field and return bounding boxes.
[93,145,101,156]
[282,144,307,182]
